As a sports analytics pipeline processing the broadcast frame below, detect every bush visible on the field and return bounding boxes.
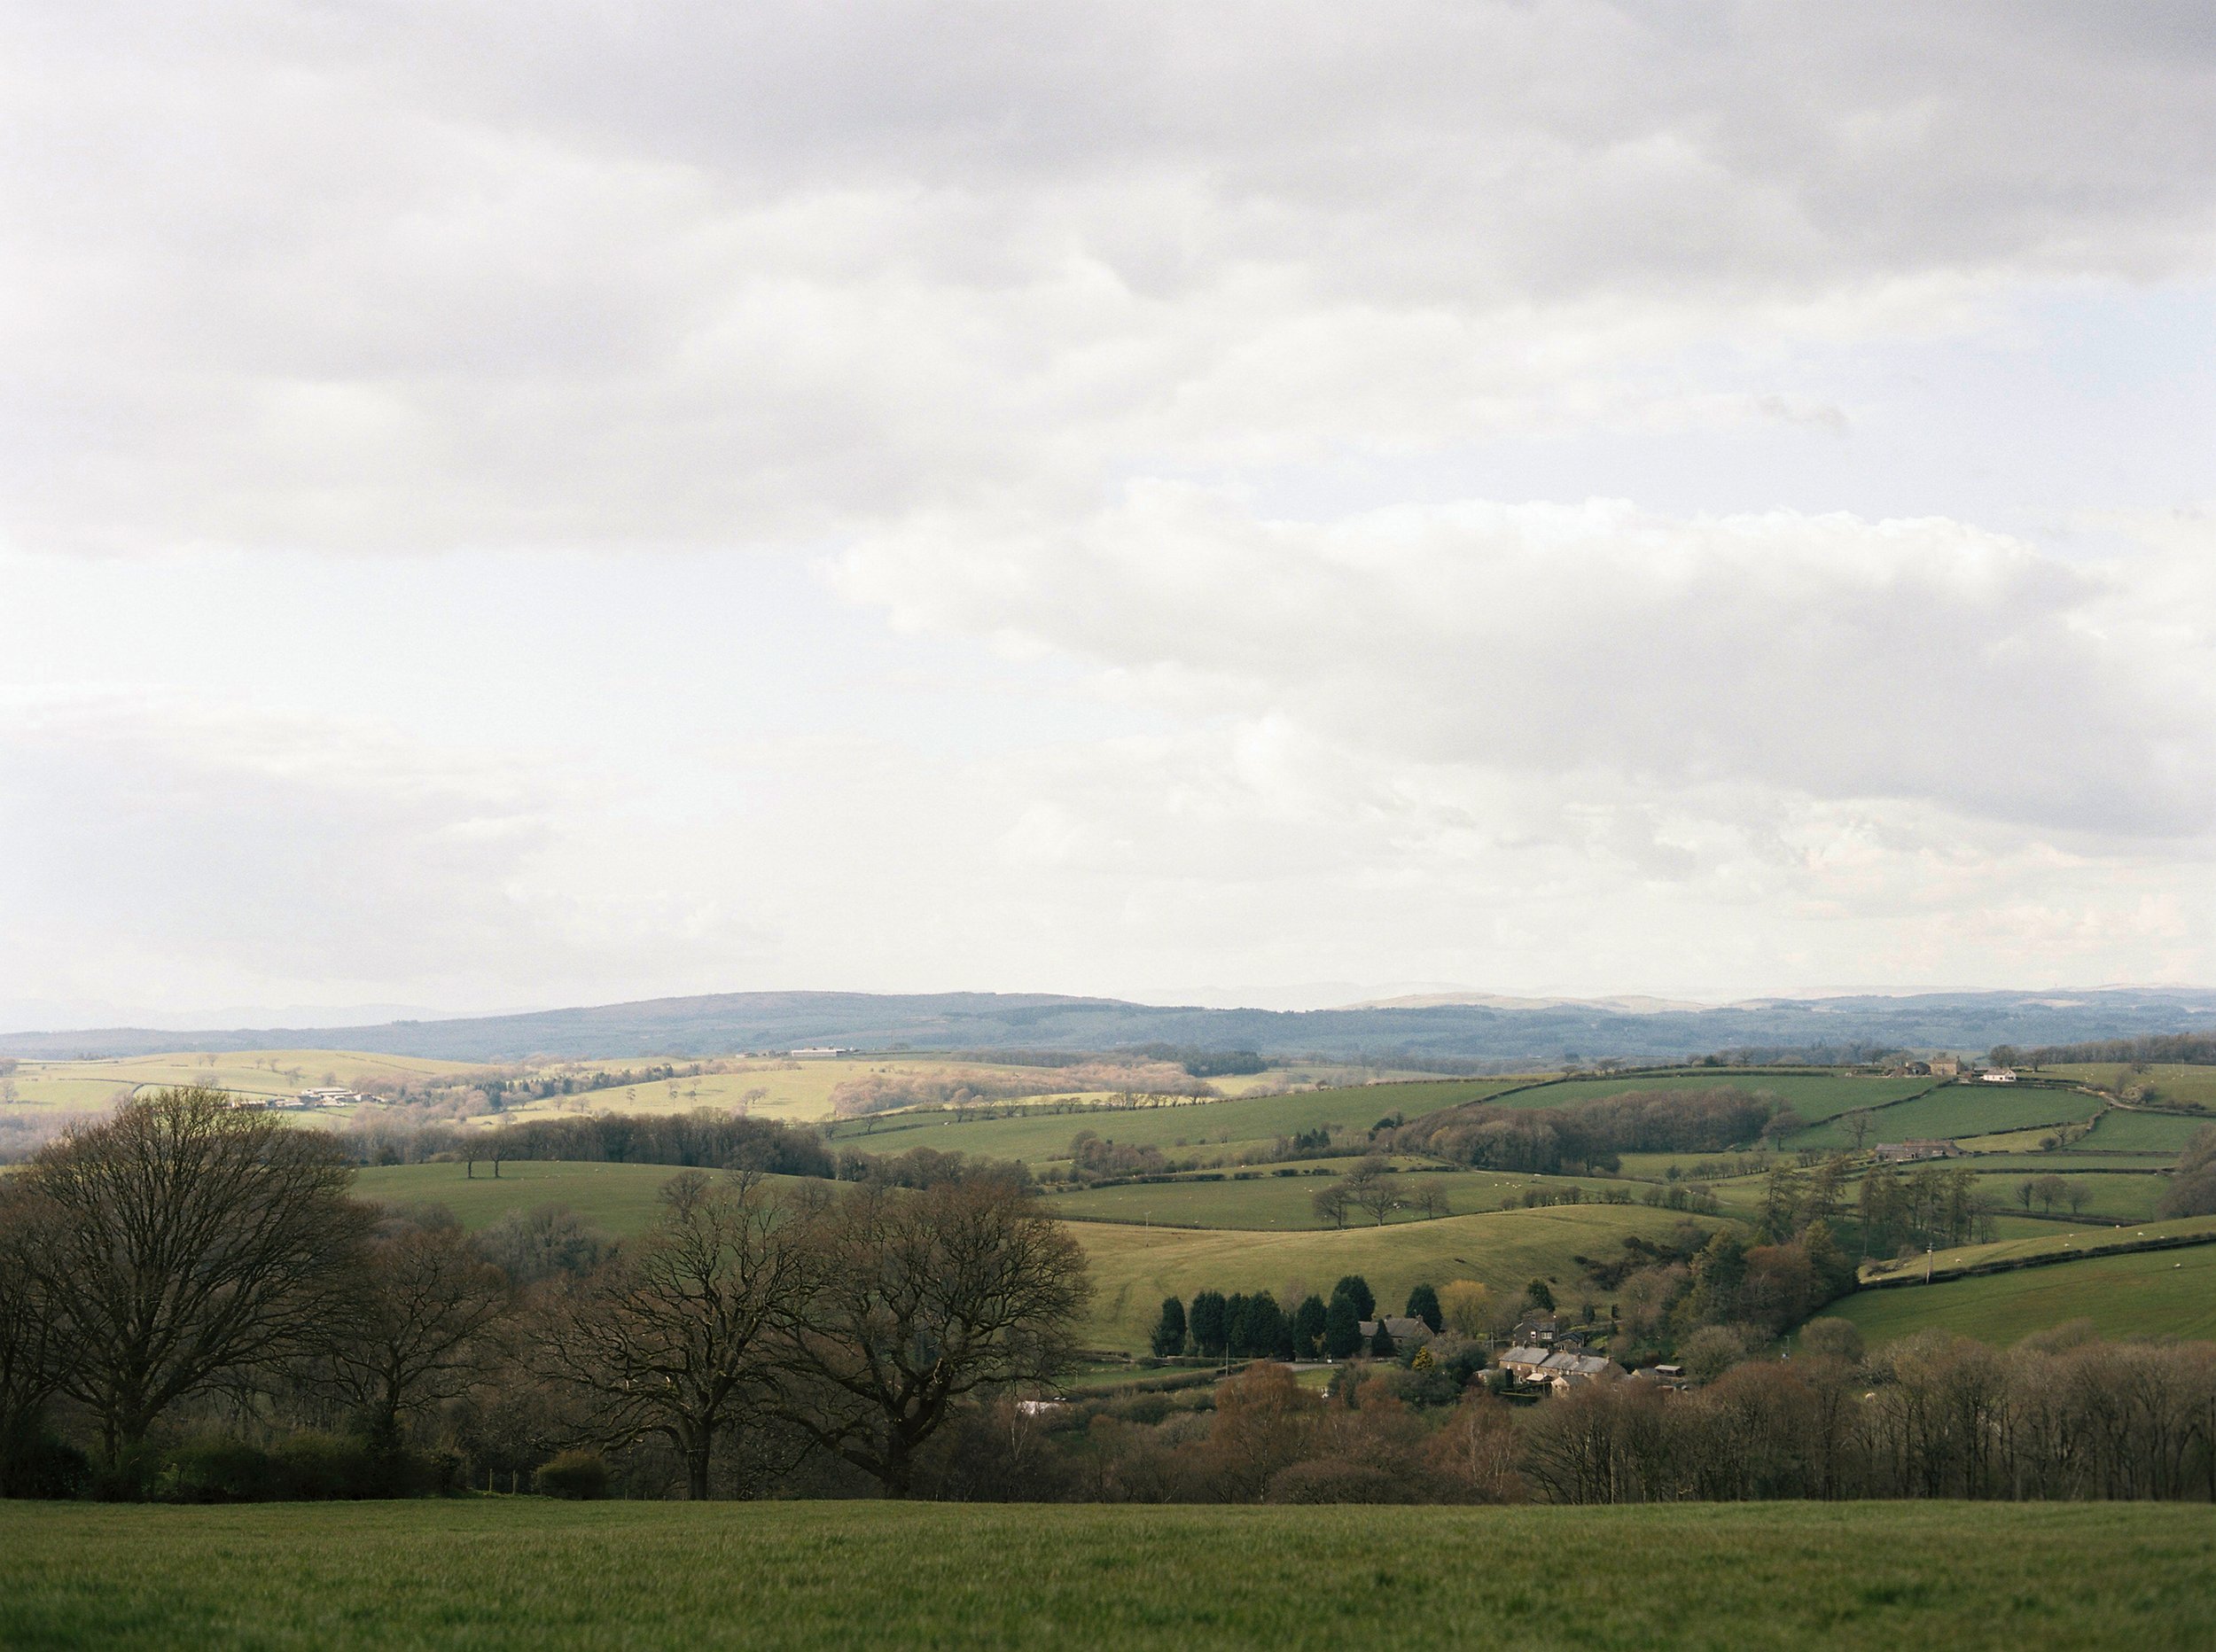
[272,1433,378,1500]
[0,1429,90,1500]
[537,1449,613,1500]
[1266,1458,1418,1504]
[155,1436,279,1504]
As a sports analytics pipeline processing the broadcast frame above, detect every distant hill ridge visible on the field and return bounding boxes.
[4,986,2215,1066]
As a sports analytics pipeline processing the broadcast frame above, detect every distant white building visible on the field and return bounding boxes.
[1979,1067,2017,1084]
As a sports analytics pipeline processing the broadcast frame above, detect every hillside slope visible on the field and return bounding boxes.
[7,986,2215,1065]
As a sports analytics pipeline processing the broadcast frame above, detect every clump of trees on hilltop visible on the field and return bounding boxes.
[1396,1087,1801,1175]
[0,1088,1087,1502]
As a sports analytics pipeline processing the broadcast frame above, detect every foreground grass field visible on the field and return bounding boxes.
[1833,1240,2216,1349]
[3,1500,2210,1651]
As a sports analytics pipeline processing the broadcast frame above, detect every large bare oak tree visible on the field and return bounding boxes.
[532,1170,810,1500]
[20,1087,368,1460]
[777,1174,1089,1497]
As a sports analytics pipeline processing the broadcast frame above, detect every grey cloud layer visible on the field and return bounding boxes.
[5,2,2215,550]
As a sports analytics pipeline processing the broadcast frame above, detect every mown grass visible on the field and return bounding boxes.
[1836,1239,2216,1349]
[2,1500,2210,1651]
[1854,1212,2216,1285]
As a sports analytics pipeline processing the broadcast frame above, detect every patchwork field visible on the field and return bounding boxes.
[1487,1071,1937,1121]
[3,1500,2211,1652]
[1791,1084,2103,1150]
[2048,1064,2216,1109]
[1856,1213,2216,1284]
[1043,1167,1631,1230]
[1835,1240,2216,1349]
[1957,1170,2174,1223]
[822,1077,1519,1168]
[0,1049,485,1111]
[1072,1203,1715,1352]
[2075,1109,2209,1154]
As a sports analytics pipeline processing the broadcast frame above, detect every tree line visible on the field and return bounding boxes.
[1398,1087,1799,1175]
[846,1319,2216,1507]
[0,1088,1087,1502]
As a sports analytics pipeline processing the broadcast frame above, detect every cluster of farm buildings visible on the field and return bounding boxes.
[1359,1312,1684,1394]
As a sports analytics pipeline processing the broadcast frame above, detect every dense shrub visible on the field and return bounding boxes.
[537,1450,613,1500]
[155,1437,281,1504]
[0,1429,90,1500]
[1266,1458,1413,1504]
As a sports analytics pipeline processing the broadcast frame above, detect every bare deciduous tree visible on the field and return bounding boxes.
[1344,1157,1399,1227]
[778,1174,1089,1497]
[534,1171,809,1500]
[0,1186,62,1492]
[319,1218,511,1450]
[20,1087,367,1460]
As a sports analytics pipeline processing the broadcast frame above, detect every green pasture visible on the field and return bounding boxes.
[1834,1240,2216,1349]
[2077,1110,2208,1154]
[3,1500,2211,1652]
[1961,1171,2173,1223]
[1793,1085,2103,1150]
[1072,1203,1716,1352]
[355,1160,698,1236]
[1957,1151,2176,1173]
[1044,1168,1632,1231]
[826,1078,1518,1168]
[2048,1064,2216,1109]
[1856,1212,2216,1285]
[1486,1070,1936,1122]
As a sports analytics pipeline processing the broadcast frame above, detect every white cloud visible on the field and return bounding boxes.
[840,487,2216,840]
[3,4,2215,1012]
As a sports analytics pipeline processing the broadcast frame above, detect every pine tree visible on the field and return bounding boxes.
[1150,1296,1188,1358]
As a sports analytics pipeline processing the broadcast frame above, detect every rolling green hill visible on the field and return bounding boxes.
[1791,1083,2103,1149]
[1072,1203,1715,1352]
[355,1160,695,1235]
[2076,1110,2209,1153]
[1486,1071,1936,1120]
[1833,1241,2216,1349]
[1042,1167,1629,1230]
[823,1077,1519,1168]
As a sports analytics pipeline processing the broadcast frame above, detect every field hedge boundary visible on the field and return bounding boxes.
[1857,1227,2216,1292]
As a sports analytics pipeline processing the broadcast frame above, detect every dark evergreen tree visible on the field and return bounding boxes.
[1522,1277,1556,1313]
[1222,1293,1251,1357]
[1188,1290,1229,1360]
[1293,1294,1329,1358]
[1323,1294,1362,1360]
[1330,1274,1375,1319]
[1149,1296,1188,1358]
[1241,1293,1284,1361]
[1405,1282,1443,1333]
[1370,1321,1397,1357]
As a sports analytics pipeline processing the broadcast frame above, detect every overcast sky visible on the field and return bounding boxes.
[4,2,2213,1028]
